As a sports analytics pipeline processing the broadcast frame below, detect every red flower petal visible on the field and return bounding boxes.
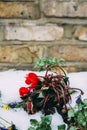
[19,87,30,97]
[25,72,39,88]
[30,82,39,88]
[25,77,32,85]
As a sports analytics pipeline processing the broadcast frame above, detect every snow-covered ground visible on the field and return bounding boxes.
[0,70,87,130]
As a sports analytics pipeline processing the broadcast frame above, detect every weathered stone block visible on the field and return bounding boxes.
[0,26,4,41]
[0,45,46,63]
[2,0,34,1]
[75,27,87,41]
[66,62,87,72]
[63,25,75,38]
[0,2,40,19]
[48,45,87,62]
[5,25,64,41]
[42,0,87,17]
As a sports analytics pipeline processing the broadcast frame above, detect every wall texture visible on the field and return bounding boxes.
[0,0,87,72]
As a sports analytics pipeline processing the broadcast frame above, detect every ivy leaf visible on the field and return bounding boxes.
[77,112,85,125]
[69,126,77,130]
[34,57,65,71]
[82,121,86,127]
[28,115,52,130]
[84,109,87,118]
[68,109,75,118]
[77,103,83,110]
[57,124,66,130]
[0,91,1,98]
[30,119,39,127]
[83,99,87,106]
[36,124,51,130]
[36,128,41,130]
[28,127,36,130]
[41,115,52,125]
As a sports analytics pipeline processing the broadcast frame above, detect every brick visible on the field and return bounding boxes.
[75,27,87,41]
[5,25,64,41]
[0,45,46,63]
[42,0,87,17]
[48,45,87,62]
[0,2,40,19]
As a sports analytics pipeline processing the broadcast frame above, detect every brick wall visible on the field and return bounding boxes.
[0,0,87,72]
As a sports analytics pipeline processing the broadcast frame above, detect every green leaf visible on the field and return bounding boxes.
[45,125,52,130]
[36,128,41,130]
[69,126,77,130]
[83,99,87,106]
[82,121,86,126]
[15,102,25,108]
[58,124,66,130]
[84,109,87,118]
[41,115,52,125]
[77,104,83,110]
[34,57,65,71]
[36,124,51,130]
[28,115,52,130]
[30,119,39,126]
[28,127,36,130]
[68,109,75,118]
[0,91,1,98]
[77,112,85,125]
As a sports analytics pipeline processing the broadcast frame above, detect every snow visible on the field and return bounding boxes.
[0,70,87,130]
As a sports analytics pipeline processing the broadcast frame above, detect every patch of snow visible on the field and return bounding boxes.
[0,70,87,130]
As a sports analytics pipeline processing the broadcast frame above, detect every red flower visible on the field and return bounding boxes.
[19,87,30,97]
[25,72,39,88]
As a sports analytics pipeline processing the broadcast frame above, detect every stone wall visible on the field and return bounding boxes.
[0,0,87,72]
